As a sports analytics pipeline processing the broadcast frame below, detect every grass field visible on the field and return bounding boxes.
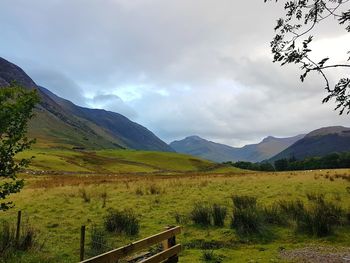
[1,149,350,262]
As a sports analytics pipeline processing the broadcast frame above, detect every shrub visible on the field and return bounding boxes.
[90,225,108,255]
[148,184,161,195]
[279,196,343,236]
[262,203,286,225]
[79,188,91,203]
[212,204,227,227]
[278,199,305,220]
[231,195,257,210]
[190,203,211,226]
[202,250,222,262]
[135,187,144,196]
[231,206,264,235]
[231,195,263,235]
[0,221,15,255]
[297,196,342,236]
[104,209,139,236]
[0,220,38,256]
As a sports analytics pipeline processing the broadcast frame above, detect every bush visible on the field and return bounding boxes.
[212,204,227,227]
[278,196,343,237]
[148,184,161,195]
[0,221,15,255]
[278,199,305,220]
[0,220,38,257]
[104,209,139,236]
[202,250,222,262]
[231,195,257,210]
[79,188,91,203]
[262,203,286,225]
[298,196,342,236]
[190,203,211,226]
[231,206,264,235]
[231,195,263,235]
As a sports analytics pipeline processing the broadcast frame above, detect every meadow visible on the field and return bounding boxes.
[1,148,350,263]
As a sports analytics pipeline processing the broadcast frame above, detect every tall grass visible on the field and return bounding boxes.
[278,195,343,237]
[231,195,264,235]
[212,204,227,227]
[190,203,211,226]
[104,209,139,236]
[0,220,38,257]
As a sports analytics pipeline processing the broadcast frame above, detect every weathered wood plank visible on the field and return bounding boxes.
[137,245,181,263]
[80,226,181,263]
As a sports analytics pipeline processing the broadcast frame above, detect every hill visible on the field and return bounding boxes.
[170,134,304,162]
[18,148,241,174]
[0,57,173,152]
[270,126,350,161]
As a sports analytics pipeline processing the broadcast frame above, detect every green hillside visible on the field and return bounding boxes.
[18,148,242,174]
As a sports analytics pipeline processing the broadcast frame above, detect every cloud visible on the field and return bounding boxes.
[0,0,349,146]
[87,93,137,119]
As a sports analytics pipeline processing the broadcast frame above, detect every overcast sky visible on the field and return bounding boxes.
[0,0,349,146]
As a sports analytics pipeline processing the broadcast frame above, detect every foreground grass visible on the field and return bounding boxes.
[1,168,349,262]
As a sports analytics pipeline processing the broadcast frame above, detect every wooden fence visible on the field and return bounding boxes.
[80,226,181,263]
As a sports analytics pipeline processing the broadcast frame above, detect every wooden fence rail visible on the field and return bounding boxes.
[80,226,181,263]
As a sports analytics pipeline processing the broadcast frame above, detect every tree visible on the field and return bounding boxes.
[0,83,39,211]
[265,0,350,113]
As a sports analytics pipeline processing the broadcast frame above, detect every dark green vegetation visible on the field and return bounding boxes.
[0,84,39,210]
[0,219,39,259]
[225,161,275,172]
[170,134,303,163]
[189,194,348,239]
[0,57,172,152]
[273,152,350,171]
[104,209,139,236]
[265,0,350,114]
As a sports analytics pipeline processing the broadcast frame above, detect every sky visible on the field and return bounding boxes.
[0,0,349,147]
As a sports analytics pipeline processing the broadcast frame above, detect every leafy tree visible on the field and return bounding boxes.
[265,0,350,113]
[0,84,39,211]
[274,158,289,171]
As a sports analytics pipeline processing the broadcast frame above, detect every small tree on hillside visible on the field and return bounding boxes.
[0,83,39,211]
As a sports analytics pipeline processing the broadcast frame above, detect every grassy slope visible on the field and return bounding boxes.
[2,169,350,262]
[18,148,240,174]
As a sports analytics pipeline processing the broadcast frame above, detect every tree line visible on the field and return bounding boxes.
[225,152,350,172]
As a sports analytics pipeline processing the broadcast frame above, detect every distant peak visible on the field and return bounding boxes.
[306,126,350,137]
[262,136,275,142]
[185,135,204,141]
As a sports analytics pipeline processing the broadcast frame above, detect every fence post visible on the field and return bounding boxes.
[16,210,21,245]
[80,225,86,261]
[163,226,178,263]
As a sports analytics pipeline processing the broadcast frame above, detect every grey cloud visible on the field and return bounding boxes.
[0,0,349,146]
[88,94,137,120]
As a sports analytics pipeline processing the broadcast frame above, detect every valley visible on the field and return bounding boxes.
[2,162,349,262]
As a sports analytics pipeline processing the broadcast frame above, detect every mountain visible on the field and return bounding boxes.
[170,134,304,162]
[0,57,173,152]
[269,126,350,161]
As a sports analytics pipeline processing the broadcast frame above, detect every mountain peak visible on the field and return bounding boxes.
[185,135,205,141]
[262,136,276,142]
[306,126,350,138]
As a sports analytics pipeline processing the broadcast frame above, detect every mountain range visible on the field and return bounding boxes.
[2,57,350,163]
[0,57,173,152]
[269,126,350,161]
[170,134,304,162]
